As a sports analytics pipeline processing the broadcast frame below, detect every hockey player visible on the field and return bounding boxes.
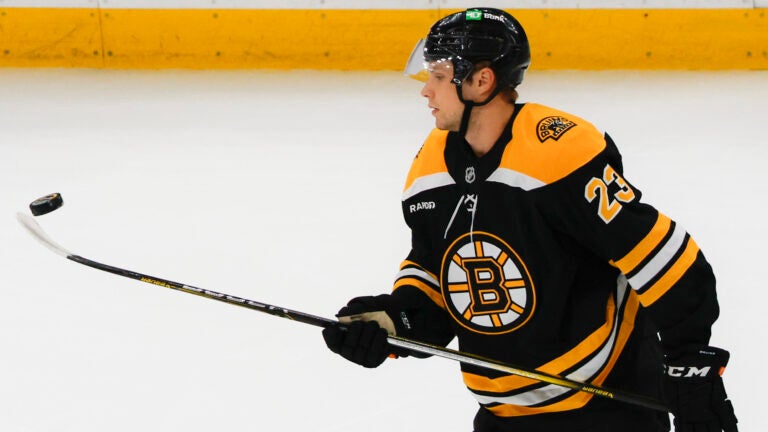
[322,8,738,432]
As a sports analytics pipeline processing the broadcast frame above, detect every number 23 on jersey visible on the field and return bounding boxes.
[584,164,636,223]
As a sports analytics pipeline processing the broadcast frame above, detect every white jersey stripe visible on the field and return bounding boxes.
[469,276,629,407]
[402,172,455,201]
[471,382,572,407]
[628,224,687,291]
[396,267,440,289]
[486,168,547,191]
[565,276,628,382]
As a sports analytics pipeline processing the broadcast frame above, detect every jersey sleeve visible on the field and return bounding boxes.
[391,253,455,349]
[541,133,719,351]
[391,131,455,348]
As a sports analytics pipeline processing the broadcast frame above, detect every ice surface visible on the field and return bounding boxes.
[0,68,765,431]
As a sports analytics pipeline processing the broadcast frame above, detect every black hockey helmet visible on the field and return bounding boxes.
[405,8,530,89]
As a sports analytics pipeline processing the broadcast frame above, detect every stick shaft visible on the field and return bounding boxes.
[17,212,669,412]
[68,253,335,328]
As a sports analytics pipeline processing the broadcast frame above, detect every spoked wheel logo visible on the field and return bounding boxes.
[441,232,536,335]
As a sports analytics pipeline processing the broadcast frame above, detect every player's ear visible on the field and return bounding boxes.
[473,66,497,95]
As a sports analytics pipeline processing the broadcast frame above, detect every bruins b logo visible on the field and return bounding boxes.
[441,232,535,335]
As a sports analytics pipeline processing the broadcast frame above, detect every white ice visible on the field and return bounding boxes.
[0,68,765,431]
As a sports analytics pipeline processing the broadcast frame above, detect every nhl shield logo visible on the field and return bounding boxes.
[465,166,476,184]
[537,116,577,142]
[441,231,536,335]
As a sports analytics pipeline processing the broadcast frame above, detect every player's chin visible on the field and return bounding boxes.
[434,119,455,132]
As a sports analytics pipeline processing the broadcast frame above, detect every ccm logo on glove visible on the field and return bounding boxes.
[665,365,717,378]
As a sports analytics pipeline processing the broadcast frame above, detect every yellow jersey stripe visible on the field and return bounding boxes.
[480,288,640,417]
[399,260,439,280]
[500,104,606,185]
[610,213,672,274]
[627,223,686,290]
[462,294,615,394]
[639,238,700,307]
[402,129,449,197]
[393,277,445,309]
[395,264,440,288]
[463,280,620,394]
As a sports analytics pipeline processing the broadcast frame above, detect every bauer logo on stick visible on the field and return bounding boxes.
[29,193,64,216]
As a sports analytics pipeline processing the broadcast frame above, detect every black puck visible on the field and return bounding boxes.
[30,193,64,216]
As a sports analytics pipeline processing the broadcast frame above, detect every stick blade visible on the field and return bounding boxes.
[17,212,73,258]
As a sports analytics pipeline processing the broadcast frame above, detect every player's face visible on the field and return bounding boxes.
[420,61,464,132]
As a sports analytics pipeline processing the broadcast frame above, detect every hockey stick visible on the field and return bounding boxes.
[16,210,669,413]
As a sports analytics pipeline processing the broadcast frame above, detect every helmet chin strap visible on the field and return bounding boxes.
[455,81,503,137]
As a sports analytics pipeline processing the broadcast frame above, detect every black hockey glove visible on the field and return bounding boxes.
[664,345,738,432]
[322,295,410,368]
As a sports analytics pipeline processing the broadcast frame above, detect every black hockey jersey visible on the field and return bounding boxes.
[391,103,719,418]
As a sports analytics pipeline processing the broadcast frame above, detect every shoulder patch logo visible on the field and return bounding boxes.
[441,231,536,335]
[537,116,577,142]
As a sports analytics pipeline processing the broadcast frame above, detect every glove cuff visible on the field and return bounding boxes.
[665,345,730,381]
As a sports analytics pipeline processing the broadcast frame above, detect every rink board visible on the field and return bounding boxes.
[0,6,766,69]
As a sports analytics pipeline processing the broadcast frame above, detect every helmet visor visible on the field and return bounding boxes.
[404,38,429,82]
[404,38,455,83]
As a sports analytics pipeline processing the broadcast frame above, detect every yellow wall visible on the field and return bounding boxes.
[0,8,766,70]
